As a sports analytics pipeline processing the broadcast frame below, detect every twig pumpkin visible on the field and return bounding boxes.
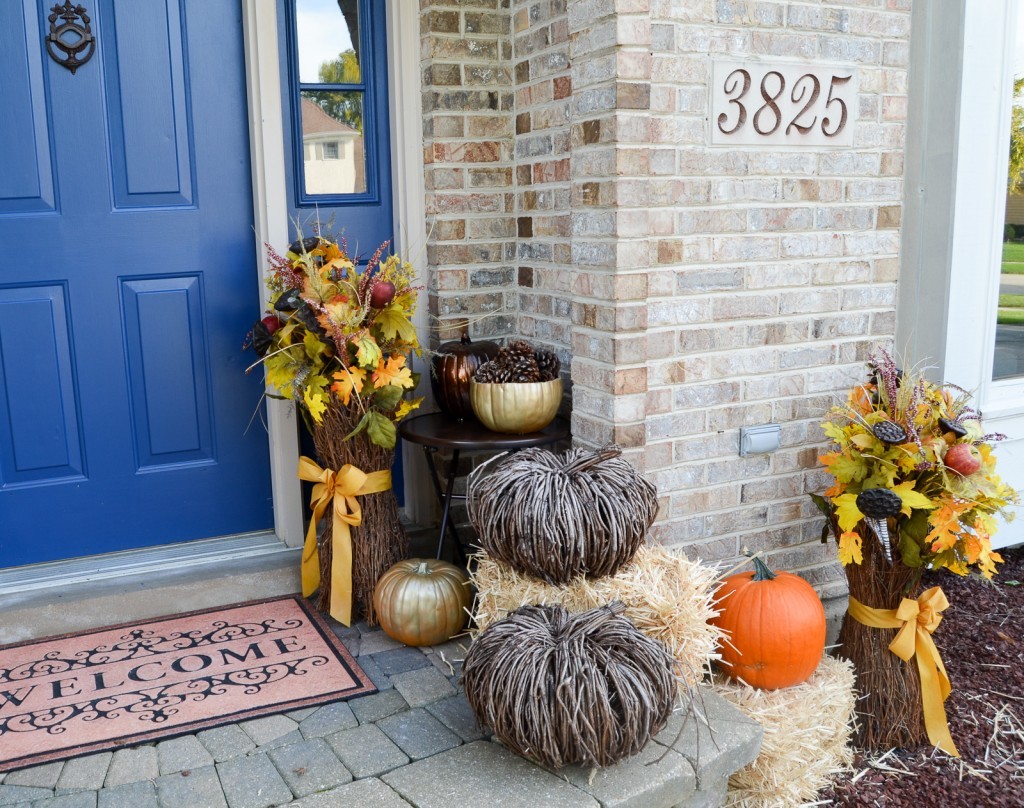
[467,445,657,584]
[462,602,676,768]
[373,559,471,647]
[710,555,826,690]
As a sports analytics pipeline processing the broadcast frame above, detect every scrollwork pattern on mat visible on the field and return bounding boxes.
[0,618,306,684]
[0,656,329,736]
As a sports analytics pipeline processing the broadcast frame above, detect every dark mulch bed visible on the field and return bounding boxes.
[824,545,1024,807]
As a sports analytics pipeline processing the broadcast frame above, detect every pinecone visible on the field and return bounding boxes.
[856,488,902,519]
[505,339,534,356]
[507,354,541,383]
[535,349,560,381]
[872,420,908,445]
[474,360,502,383]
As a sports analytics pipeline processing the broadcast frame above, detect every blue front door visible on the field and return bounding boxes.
[0,1,273,567]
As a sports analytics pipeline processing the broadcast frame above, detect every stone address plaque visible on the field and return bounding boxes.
[711,59,858,147]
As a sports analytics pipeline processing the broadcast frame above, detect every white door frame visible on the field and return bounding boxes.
[901,0,1024,548]
[944,1,1023,548]
[242,1,431,548]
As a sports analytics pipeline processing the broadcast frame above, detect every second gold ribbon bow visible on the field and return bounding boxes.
[847,586,958,757]
[298,456,392,627]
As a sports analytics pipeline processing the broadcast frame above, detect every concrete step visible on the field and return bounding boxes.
[379,687,762,808]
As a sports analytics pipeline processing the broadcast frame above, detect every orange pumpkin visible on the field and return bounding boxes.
[710,556,825,690]
[373,559,472,647]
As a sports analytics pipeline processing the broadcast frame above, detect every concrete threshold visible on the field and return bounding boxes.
[0,548,302,645]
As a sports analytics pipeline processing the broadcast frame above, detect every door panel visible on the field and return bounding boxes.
[102,0,194,207]
[0,1,273,567]
[0,0,56,213]
[0,284,84,486]
[120,275,213,469]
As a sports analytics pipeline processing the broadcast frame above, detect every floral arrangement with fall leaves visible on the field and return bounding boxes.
[247,234,422,448]
[811,350,1017,581]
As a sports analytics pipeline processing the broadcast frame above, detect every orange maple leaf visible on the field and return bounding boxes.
[372,355,414,390]
[331,365,367,406]
[926,500,969,553]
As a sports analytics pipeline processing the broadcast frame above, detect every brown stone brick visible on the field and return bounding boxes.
[616,81,650,110]
[517,217,533,237]
[877,205,901,228]
[582,119,601,145]
[518,267,534,287]
[516,112,531,134]
[553,76,572,99]
[433,220,466,241]
[426,10,460,33]
[468,167,513,188]
[464,11,508,34]
[428,37,499,61]
[533,159,570,183]
[423,63,462,86]
[466,115,512,137]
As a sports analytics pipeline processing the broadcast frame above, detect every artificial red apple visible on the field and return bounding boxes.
[261,314,282,335]
[944,443,982,476]
[369,281,396,309]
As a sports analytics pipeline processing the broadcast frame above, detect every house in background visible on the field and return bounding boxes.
[300,97,366,195]
[1,0,1021,633]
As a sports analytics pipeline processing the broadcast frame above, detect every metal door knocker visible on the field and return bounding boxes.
[46,1,95,75]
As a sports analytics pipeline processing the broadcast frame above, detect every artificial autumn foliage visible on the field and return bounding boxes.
[811,350,1017,582]
[711,555,826,690]
[247,232,422,448]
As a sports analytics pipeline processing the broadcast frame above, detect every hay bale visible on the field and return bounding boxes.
[714,655,856,807]
[471,544,721,686]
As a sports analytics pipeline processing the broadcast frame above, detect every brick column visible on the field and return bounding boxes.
[420,2,517,343]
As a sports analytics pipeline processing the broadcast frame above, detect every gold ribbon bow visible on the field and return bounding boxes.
[848,586,958,757]
[298,456,391,627]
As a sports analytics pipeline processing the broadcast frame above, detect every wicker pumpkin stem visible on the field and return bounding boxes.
[562,445,623,475]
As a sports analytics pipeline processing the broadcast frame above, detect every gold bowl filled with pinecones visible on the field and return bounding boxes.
[470,339,562,434]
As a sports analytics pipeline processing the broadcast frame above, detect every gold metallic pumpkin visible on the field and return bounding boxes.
[469,378,562,434]
[373,559,472,647]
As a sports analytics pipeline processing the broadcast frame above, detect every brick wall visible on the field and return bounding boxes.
[420,1,517,344]
[512,0,573,372]
[418,0,911,596]
[633,0,908,597]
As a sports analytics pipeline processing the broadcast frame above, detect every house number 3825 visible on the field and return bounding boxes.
[710,60,858,147]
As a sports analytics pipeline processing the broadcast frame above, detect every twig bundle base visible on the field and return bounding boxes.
[716,655,856,807]
[836,524,927,750]
[310,400,408,626]
[462,602,676,769]
[471,544,722,687]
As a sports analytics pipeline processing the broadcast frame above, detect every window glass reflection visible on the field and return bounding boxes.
[296,0,361,85]
[995,20,1024,379]
[300,92,366,195]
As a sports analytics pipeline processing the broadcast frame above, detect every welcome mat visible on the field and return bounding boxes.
[0,596,375,772]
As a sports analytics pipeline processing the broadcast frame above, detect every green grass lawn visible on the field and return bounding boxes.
[1003,241,1024,274]
[999,291,1024,324]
